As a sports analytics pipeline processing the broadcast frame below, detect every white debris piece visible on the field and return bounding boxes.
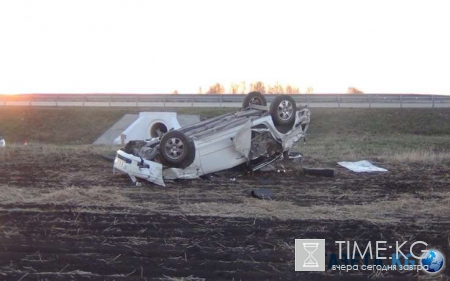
[337,160,388,173]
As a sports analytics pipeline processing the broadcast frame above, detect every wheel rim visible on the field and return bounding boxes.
[249,97,263,105]
[278,100,293,120]
[165,137,185,160]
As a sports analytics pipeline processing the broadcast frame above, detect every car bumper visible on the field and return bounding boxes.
[113,150,165,186]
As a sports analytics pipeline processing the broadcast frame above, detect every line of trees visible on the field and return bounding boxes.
[204,81,301,94]
[173,83,364,94]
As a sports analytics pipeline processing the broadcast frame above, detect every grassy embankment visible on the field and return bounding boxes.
[1,106,449,163]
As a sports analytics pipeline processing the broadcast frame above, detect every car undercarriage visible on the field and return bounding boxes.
[113,93,311,186]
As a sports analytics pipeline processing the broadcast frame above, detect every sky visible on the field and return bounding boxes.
[0,0,449,94]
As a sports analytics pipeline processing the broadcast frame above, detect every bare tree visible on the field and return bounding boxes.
[306,87,314,94]
[249,81,266,94]
[206,83,225,94]
[286,84,300,94]
[230,83,239,94]
[347,87,364,94]
[238,81,246,94]
[267,82,284,94]
[172,90,179,94]
[285,85,293,94]
[201,81,303,94]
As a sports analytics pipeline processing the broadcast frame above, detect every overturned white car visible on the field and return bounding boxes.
[113,93,311,186]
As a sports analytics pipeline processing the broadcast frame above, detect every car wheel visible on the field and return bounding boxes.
[270,95,297,125]
[242,91,267,108]
[159,130,196,168]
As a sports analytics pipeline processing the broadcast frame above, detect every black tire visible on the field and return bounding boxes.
[270,95,297,125]
[242,91,267,109]
[159,130,196,168]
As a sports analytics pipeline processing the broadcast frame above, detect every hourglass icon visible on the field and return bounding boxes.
[303,243,319,267]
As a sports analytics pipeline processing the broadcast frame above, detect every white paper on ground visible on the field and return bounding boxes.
[337,160,388,172]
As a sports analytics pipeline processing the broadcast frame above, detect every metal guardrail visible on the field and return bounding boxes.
[0,94,449,108]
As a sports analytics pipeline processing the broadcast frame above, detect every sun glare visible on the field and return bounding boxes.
[0,0,449,95]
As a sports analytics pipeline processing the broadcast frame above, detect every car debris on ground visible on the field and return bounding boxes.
[113,92,311,186]
[337,160,388,172]
[302,168,336,177]
[251,189,274,200]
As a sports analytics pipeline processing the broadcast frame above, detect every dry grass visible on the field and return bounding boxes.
[0,143,117,162]
[2,183,448,224]
[387,150,450,164]
[177,193,450,223]
[301,135,450,164]
[0,185,131,207]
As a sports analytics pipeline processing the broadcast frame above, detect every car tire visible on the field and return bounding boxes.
[242,91,267,108]
[159,130,196,168]
[270,95,297,125]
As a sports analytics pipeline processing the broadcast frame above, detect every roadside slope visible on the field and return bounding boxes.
[0,107,449,144]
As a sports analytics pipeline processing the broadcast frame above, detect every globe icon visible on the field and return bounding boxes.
[421,249,445,274]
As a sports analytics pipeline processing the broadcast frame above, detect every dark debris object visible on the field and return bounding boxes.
[251,189,274,200]
[302,167,336,177]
